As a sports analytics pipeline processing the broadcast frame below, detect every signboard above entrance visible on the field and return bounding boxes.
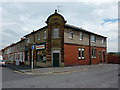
[36,44,45,50]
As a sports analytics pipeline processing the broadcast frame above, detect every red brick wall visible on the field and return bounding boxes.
[107,54,120,64]
[64,44,107,66]
[91,47,107,64]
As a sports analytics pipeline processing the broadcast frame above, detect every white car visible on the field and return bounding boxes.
[0,60,6,67]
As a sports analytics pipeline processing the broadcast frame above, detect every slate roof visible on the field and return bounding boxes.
[65,24,107,38]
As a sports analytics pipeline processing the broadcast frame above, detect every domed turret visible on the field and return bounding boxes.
[45,10,66,25]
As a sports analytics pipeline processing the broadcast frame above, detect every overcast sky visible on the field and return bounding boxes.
[0,0,119,52]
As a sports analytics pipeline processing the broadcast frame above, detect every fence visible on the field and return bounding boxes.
[107,54,120,64]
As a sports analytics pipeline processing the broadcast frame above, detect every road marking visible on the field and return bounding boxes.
[13,70,24,74]
[25,72,53,75]
[22,68,88,75]
[53,68,88,75]
[13,68,88,75]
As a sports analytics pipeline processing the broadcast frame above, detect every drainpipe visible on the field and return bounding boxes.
[89,34,91,65]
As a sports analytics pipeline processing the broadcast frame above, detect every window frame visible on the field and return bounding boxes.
[80,32,83,40]
[38,34,40,40]
[92,48,96,58]
[69,31,74,39]
[91,35,96,42]
[52,28,59,38]
[44,31,46,39]
[78,48,85,60]
[27,38,29,43]
[102,38,105,44]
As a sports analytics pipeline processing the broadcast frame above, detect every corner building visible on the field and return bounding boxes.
[2,10,107,67]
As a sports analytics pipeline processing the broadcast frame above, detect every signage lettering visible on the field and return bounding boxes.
[36,44,45,50]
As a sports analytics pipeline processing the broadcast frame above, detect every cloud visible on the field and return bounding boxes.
[2,0,119,3]
[1,2,118,52]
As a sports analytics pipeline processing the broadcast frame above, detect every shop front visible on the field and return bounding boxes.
[36,43,49,67]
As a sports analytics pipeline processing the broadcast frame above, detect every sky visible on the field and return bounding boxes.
[0,0,119,52]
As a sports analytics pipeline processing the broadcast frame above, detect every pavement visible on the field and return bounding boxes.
[5,63,108,75]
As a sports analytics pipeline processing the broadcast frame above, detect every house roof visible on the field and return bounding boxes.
[24,24,107,38]
[65,24,107,38]
[24,26,47,37]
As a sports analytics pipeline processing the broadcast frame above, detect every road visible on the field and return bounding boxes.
[2,64,119,88]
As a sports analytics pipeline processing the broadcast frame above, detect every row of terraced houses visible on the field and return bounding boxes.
[1,10,107,67]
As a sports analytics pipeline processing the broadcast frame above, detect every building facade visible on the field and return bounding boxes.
[2,10,107,67]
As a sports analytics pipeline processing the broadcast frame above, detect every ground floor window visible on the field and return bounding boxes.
[20,52,23,62]
[78,48,85,60]
[92,48,96,58]
[36,50,46,63]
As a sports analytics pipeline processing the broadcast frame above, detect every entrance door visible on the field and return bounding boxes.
[99,52,102,63]
[25,51,28,61]
[103,51,106,63]
[53,53,59,67]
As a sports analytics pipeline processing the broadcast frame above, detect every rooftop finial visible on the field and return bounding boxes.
[55,9,57,13]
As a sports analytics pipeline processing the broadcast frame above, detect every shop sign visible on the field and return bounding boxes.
[36,44,45,50]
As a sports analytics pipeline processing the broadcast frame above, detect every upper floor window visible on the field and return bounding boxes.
[52,28,59,38]
[78,48,85,60]
[91,35,96,42]
[69,31,73,39]
[102,38,105,44]
[80,32,83,40]
[92,48,96,58]
[44,31,46,39]
[27,38,29,43]
[38,34,40,40]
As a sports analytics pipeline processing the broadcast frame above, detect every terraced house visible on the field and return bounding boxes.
[2,10,107,67]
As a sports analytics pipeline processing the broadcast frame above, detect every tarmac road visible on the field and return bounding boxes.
[2,64,119,88]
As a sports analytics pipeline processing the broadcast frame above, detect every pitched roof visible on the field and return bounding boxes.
[65,24,107,38]
[24,26,47,37]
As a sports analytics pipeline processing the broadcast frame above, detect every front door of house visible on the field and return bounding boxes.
[53,53,59,67]
[99,52,102,63]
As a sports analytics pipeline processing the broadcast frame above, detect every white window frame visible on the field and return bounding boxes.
[78,48,85,60]
[91,35,96,42]
[80,32,83,40]
[92,48,96,58]
[27,38,29,43]
[44,31,46,39]
[38,34,40,40]
[102,38,105,44]
[52,28,59,38]
[69,31,73,39]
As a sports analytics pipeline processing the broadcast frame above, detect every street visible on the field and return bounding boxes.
[2,64,118,88]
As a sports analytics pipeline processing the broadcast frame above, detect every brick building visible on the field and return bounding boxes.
[2,10,107,67]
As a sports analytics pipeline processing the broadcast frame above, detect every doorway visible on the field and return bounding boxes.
[53,52,60,67]
[99,52,102,63]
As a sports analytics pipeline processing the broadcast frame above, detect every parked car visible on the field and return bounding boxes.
[0,60,6,67]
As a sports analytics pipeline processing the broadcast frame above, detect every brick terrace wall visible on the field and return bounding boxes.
[91,47,107,64]
[64,44,90,66]
[107,54,120,64]
[64,44,107,66]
